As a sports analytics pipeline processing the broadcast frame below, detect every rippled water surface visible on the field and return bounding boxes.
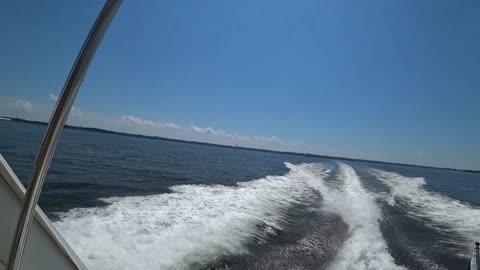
[1,120,479,270]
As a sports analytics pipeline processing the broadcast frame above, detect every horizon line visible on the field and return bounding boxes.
[2,116,479,173]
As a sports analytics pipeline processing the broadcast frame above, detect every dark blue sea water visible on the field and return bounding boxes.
[1,120,479,270]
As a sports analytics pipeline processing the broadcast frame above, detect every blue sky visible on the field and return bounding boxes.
[0,0,479,170]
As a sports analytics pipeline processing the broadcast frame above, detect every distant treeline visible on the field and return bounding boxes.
[4,116,479,174]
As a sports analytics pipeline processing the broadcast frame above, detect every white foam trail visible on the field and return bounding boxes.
[53,163,315,270]
[371,169,480,248]
[300,163,405,270]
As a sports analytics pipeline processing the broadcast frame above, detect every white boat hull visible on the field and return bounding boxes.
[0,154,86,270]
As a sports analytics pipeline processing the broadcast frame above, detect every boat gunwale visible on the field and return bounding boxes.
[0,154,88,270]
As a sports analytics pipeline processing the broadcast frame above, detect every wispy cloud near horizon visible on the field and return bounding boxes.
[49,93,84,118]
[13,99,33,112]
[1,96,306,152]
[191,125,244,140]
[190,124,304,147]
[121,115,181,129]
[120,115,304,148]
[49,93,58,101]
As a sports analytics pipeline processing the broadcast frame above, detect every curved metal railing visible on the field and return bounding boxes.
[7,1,121,269]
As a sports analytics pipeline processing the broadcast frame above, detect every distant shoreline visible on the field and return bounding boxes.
[2,116,478,173]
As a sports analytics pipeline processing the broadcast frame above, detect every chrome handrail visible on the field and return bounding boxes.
[7,1,121,269]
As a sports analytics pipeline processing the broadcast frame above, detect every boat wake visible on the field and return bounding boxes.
[53,163,316,270]
[371,169,480,251]
[299,162,405,270]
[54,162,408,270]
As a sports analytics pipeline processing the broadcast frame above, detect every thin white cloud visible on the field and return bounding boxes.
[49,93,83,118]
[122,115,155,126]
[13,99,33,112]
[49,94,296,148]
[1,96,307,153]
[191,125,206,133]
[191,125,236,139]
[253,135,305,147]
[122,115,180,129]
[164,122,181,129]
[191,124,302,147]
[253,135,282,145]
[70,107,84,118]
